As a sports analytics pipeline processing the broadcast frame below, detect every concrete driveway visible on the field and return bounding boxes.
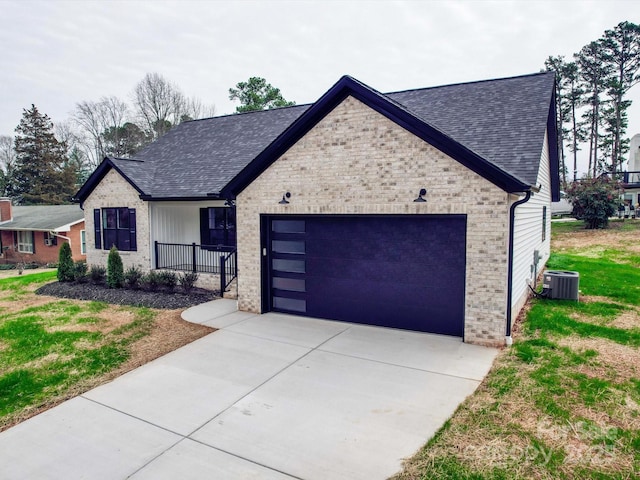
[0,300,498,479]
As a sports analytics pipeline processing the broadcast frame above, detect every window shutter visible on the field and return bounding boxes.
[13,231,17,248]
[129,209,137,251]
[31,231,36,254]
[199,208,209,245]
[94,209,102,249]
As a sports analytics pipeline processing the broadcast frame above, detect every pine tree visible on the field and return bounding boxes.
[601,21,640,172]
[10,105,76,205]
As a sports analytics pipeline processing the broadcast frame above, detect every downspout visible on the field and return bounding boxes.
[505,190,532,346]
[52,232,71,250]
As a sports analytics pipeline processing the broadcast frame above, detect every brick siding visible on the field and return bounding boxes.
[83,169,151,270]
[236,96,511,346]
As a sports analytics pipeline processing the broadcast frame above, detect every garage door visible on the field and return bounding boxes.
[262,215,466,336]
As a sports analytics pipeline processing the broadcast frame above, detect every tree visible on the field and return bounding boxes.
[0,135,16,196]
[102,122,150,158]
[544,57,586,183]
[72,96,130,168]
[229,77,295,113]
[57,242,74,282]
[565,176,619,229]
[10,105,76,205]
[107,246,124,288]
[133,73,213,140]
[576,40,613,177]
[601,21,640,172]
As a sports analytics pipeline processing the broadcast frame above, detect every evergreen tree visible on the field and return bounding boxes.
[576,41,612,176]
[57,242,74,282]
[601,21,640,172]
[107,246,124,288]
[10,105,76,204]
[229,77,295,113]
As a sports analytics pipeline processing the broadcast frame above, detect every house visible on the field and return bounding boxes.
[75,72,559,347]
[618,133,640,207]
[0,198,86,264]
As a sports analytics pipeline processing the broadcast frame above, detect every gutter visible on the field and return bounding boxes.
[52,232,72,249]
[505,190,532,346]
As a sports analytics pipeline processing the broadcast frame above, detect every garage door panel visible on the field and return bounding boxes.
[266,215,466,337]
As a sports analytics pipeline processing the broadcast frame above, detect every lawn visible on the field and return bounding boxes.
[0,271,212,432]
[394,219,640,479]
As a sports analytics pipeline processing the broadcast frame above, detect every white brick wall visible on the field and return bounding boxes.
[236,96,511,346]
[83,169,151,270]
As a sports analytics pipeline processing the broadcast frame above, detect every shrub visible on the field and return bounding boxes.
[73,261,88,282]
[0,264,16,270]
[141,271,162,291]
[107,246,124,288]
[57,242,74,282]
[158,270,178,291]
[124,266,144,289]
[565,176,620,229]
[23,263,39,270]
[89,265,106,284]
[179,271,199,293]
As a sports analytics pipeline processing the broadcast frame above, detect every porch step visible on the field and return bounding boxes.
[222,278,238,300]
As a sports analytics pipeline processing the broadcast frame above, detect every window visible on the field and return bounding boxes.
[542,206,547,242]
[93,208,136,251]
[44,231,58,246]
[17,231,34,253]
[80,230,86,254]
[200,207,236,248]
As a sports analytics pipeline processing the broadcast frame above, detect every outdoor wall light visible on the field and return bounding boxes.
[279,192,291,204]
[413,188,427,202]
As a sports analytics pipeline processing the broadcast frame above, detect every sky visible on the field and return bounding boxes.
[1,0,639,175]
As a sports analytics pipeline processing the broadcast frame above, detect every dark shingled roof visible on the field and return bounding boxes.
[0,205,84,231]
[76,72,556,201]
[386,72,555,186]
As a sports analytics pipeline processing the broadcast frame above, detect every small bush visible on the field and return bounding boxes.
[45,262,58,268]
[73,261,88,282]
[179,271,199,293]
[57,242,74,282]
[141,271,162,291]
[0,264,16,271]
[158,270,178,290]
[107,246,124,288]
[124,266,144,289]
[23,263,39,270]
[89,265,106,284]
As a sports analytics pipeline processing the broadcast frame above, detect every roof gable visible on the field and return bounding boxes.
[223,75,555,197]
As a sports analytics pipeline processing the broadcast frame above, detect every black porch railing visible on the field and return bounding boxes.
[220,249,237,294]
[155,241,237,276]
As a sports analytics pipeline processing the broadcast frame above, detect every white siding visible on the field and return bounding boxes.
[510,130,553,318]
[149,201,226,245]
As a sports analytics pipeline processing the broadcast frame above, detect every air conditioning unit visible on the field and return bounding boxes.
[44,239,53,246]
[542,270,580,300]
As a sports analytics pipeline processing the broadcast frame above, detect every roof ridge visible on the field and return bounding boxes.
[385,71,554,96]
[183,103,311,124]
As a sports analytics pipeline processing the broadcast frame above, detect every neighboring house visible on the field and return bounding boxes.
[0,198,86,264]
[75,72,560,347]
[619,133,640,206]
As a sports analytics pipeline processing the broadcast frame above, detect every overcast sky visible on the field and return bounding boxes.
[1,0,639,174]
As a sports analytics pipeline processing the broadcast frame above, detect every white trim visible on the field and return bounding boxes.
[80,230,86,254]
[16,231,34,254]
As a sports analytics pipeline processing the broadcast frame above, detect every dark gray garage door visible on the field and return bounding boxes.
[262,215,466,336]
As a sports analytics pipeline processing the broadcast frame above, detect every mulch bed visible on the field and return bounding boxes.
[36,281,219,309]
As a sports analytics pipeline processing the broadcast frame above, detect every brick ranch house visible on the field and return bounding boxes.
[0,198,86,264]
[75,72,560,347]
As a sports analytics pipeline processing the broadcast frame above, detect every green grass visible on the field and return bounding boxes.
[395,223,640,479]
[0,274,157,430]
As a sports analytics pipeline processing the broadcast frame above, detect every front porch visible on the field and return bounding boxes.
[154,241,237,295]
